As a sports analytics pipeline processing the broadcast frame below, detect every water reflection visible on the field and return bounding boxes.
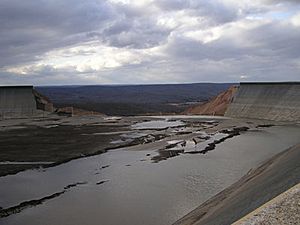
[0,125,300,225]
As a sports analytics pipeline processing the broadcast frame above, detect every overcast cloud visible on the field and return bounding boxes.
[0,0,299,85]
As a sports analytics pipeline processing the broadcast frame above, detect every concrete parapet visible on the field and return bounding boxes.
[0,86,37,119]
[225,82,300,121]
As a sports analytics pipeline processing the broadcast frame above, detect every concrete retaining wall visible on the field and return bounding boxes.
[0,86,37,118]
[225,82,300,121]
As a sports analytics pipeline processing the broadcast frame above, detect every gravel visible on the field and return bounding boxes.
[235,183,300,225]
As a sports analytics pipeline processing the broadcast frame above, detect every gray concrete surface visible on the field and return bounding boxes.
[225,82,300,121]
[0,86,37,118]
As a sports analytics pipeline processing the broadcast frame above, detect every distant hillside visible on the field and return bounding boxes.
[184,86,238,116]
[36,83,235,116]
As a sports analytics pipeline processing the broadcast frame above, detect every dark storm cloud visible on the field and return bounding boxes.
[264,0,300,4]
[0,0,299,84]
[0,0,115,67]
[166,19,300,61]
[101,19,171,48]
[0,0,113,32]
[88,14,172,49]
[0,0,173,67]
[155,0,238,24]
[244,22,300,58]
[154,0,190,10]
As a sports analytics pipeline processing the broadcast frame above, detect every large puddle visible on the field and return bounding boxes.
[0,125,300,225]
[132,120,185,130]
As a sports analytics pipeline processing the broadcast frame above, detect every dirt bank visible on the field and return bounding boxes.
[184,86,237,116]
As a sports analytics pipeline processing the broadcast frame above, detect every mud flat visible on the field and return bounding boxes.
[0,116,131,176]
[0,116,299,225]
[0,115,193,176]
[174,143,300,225]
[0,115,238,177]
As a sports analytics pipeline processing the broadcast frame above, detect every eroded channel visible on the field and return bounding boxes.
[0,118,300,225]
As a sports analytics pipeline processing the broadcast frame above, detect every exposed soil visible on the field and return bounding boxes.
[0,124,130,176]
[184,86,238,116]
[256,124,275,128]
[0,116,200,176]
[151,126,249,162]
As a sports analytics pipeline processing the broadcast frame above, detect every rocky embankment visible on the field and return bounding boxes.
[233,183,300,225]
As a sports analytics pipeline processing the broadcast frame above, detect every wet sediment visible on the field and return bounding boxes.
[0,182,87,218]
[0,116,226,175]
[151,126,249,162]
[189,126,249,154]
[0,118,298,225]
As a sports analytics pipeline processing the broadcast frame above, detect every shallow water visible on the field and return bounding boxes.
[132,120,185,130]
[148,115,229,120]
[0,161,54,165]
[1,125,300,225]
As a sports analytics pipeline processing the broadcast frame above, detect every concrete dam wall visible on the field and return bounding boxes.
[0,86,37,118]
[225,82,300,121]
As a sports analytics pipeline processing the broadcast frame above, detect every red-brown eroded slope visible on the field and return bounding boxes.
[184,86,238,116]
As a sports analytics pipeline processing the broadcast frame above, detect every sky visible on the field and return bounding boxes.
[0,0,300,85]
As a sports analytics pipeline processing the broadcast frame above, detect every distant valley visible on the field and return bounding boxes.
[36,83,234,115]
